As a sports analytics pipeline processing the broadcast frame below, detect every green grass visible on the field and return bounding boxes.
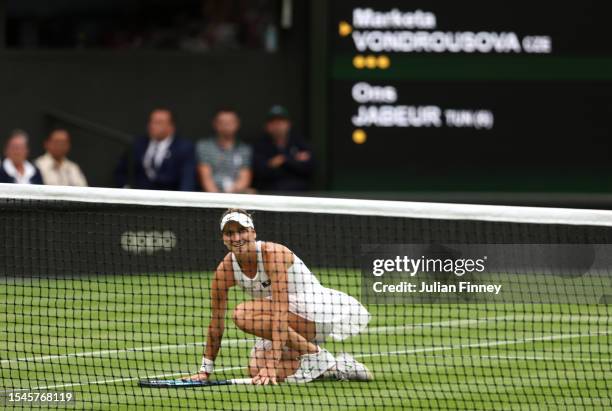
[1,271,610,410]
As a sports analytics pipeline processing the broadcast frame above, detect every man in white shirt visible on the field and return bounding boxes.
[35,129,88,187]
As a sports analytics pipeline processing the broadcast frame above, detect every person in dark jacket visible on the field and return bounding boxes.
[253,106,314,192]
[0,130,43,185]
[115,108,197,191]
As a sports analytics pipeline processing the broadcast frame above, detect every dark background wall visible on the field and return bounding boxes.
[0,50,306,187]
[0,0,309,188]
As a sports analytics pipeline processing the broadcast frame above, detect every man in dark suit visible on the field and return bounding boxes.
[253,105,314,192]
[115,108,197,191]
[0,130,43,185]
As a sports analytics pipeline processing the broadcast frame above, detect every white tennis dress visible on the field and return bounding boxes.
[231,241,370,342]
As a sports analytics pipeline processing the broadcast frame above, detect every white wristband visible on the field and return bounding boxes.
[200,357,214,374]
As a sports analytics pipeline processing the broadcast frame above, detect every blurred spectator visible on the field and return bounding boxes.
[0,130,43,185]
[35,128,88,187]
[253,106,314,192]
[8,0,277,52]
[196,108,252,193]
[115,109,197,191]
[179,0,241,52]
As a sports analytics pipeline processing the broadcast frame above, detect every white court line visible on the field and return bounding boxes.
[1,315,514,366]
[479,354,612,363]
[2,313,607,365]
[3,330,609,392]
[356,331,611,360]
[365,315,516,335]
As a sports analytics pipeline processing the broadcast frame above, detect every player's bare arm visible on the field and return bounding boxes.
[187,256,235,381]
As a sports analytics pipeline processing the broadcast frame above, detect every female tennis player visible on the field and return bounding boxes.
[187,208,372,385]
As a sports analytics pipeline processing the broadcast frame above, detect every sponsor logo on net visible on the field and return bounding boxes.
[121,231,177,255]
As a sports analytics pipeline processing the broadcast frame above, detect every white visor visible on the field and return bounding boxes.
[220,212,255,232]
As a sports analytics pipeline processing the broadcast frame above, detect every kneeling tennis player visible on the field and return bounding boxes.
[188,209,372,385]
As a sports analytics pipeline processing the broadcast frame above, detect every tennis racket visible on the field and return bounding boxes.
[139,378,253,388]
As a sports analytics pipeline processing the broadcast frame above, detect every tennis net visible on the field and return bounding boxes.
[1,184,610,410]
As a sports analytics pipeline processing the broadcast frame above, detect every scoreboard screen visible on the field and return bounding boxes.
[328,1,612,192]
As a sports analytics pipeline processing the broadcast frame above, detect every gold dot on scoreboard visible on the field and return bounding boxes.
[338,21,353,37]
[377,55,391,69]
[352,129,367,144]
[353,55,365,69]
[365,55,378,69]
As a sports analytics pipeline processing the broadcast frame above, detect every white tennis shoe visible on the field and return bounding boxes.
[285,347,336,383]
[334,352,374,381]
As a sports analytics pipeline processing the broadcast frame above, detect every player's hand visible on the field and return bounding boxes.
[252,367,278,385]
[184,371,209,382]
